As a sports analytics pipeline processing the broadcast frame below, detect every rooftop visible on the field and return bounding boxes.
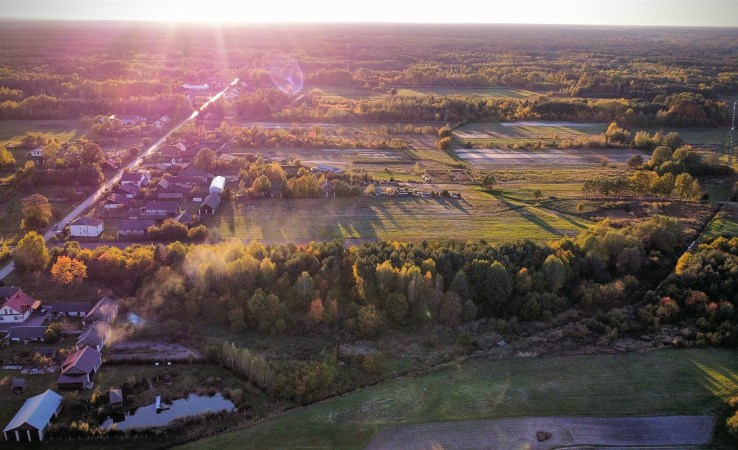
[3,389,62,433]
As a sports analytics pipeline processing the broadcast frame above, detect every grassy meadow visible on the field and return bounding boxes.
[202,186,592,244]
[178,348,738,450]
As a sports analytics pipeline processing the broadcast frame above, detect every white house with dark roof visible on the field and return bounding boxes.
[69,216,104,237]
[3,389,62,441]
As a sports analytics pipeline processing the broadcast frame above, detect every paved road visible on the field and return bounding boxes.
[0,78,239,281]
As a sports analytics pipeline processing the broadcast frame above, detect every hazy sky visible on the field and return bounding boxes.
[1,0,737,26]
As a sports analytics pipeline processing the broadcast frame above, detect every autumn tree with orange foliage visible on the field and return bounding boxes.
[50,255,87,284]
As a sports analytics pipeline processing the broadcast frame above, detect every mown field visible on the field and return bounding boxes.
[202,185,592,243]
[179,348,738,450]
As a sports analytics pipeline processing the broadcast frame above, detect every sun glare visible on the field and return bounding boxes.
[2,0,736,26]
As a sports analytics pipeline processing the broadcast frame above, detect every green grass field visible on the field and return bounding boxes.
[454,121,608,148]
[203,187,591,243]
[179,348,738,450]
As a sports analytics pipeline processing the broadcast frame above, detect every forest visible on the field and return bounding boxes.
[0,22,735,124]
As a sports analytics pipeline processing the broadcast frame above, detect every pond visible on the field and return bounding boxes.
[100,393,234,430]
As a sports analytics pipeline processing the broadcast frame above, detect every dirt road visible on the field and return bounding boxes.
[365,415,714,450]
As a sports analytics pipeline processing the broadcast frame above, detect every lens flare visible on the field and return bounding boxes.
[269,56,304,95]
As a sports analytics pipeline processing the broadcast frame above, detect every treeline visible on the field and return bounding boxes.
[650,236,738,346]
[226,88,727,127]
[0,93,192,119]
[50,216,683,339]
[583,138,731,200]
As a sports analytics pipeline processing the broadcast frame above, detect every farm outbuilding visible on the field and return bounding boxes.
[3,389,62,441]
[209,176,226,194]
[199,193,222,215]
[10,378,25,394]
[109,388,123,408]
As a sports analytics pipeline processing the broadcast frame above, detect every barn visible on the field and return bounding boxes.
[3,390,63,441]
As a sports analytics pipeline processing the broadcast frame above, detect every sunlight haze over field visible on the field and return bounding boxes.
[1,0,737,26]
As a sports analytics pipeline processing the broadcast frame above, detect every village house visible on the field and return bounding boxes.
[157,187,190,200]
[50,301,92,318]
[311,164,343,174]
[179,168,210,180]
[76,322,111,352]
[0,286,21,301]
[29,146,43,158]
[4,326,47,344]
[153,115,171,129]
[120,171,149,188]
[217,153,236,163]
[3,389,63,442]
[117,218,156,237]
[69,216,104,238]
[104,193,130,210]
[167,175,206,189]
[57,346,102,390]
[174,210,194,226]
[83,297,118,326]
[182,83,209,91]
[199,193,222,216]
[320,180,335,198]
[113,184,140,199]
[143,201,180,216]
[0,291,38,323]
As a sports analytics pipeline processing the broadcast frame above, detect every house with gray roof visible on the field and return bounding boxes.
[57,346,102,390]
[3,389,62,441]
[83,297,118,326]
[5,326,47,343]
[76,322,111,351]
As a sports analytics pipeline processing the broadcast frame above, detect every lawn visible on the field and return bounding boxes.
[202,187,592,244]
[454,121,608,147]
[178,348,738,450]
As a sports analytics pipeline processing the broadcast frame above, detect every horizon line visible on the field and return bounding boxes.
[0,17,736,29]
